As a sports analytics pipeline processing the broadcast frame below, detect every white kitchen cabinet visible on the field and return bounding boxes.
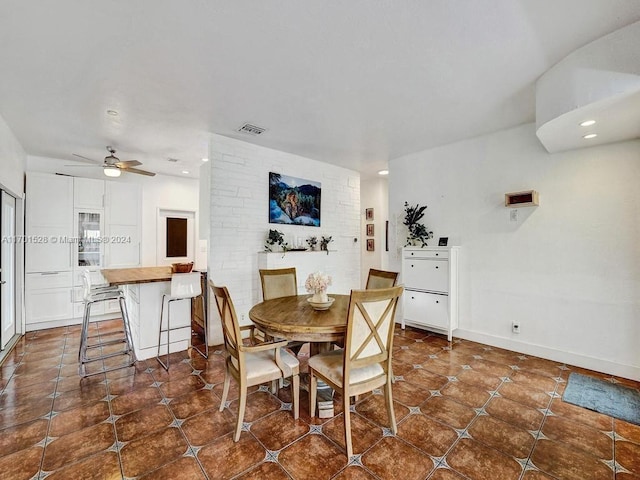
[105,182,141,268]
[25,173,73,273]
[74,178,105,209]
[25,272,73,330]
[25,172,141,330]
[401,246,459,341]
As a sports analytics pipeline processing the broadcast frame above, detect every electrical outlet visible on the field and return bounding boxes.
[512,322,520,334]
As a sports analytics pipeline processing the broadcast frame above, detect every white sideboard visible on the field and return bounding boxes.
[401,246,459,341]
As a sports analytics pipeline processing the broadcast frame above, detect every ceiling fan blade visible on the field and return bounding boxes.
[121,167,156,177]
[115,160,142,168]
[72,153,100,164]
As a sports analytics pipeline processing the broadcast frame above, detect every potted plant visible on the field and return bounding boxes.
[264,229,288,252]
[320,235,333,254]
[403,202,433,247]
[306,236,318,251]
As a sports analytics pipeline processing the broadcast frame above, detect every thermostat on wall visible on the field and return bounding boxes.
[505,190,539,207]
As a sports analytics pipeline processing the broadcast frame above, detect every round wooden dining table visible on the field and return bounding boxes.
[248,294,349,354]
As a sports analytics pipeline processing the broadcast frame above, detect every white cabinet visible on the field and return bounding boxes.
[25,172,141,330]
[401,247,459,341]
[25,173,73,273]
[105,182,141,268]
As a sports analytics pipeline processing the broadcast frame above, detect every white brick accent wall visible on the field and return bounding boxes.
[208,134,360,325]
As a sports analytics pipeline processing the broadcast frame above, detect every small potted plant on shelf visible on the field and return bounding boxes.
[320,236,333,254]
[306,236,318,251]
[264,229,288,252]
[403,201,433,247]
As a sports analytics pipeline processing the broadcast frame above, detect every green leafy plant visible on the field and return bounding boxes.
[306,236,318,250]
[320,236,333,254]
[403,202,433,247]
[265,229,288,252]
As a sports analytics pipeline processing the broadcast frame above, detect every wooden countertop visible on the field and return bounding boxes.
[101,266,176,286]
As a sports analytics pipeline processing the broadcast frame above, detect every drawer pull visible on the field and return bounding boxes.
[435,253,439,256]
[435,266,439,269]
[436,300,439,304]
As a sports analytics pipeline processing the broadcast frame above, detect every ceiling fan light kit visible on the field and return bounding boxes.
[103,165,121,177]
[67,146,156,177]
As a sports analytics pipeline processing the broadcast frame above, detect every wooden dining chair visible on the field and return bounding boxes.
[365,268,399,289]
[259,268,305,355]
[211,282,300,442]
[308,285,404,457]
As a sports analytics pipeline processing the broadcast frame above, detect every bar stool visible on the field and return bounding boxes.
[156,272,205,370]
[78,271,136,377]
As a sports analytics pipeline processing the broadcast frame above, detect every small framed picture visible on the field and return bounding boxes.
[438,237,449,246]
[366,224,374,237]
[366,239,375,251]
[365,208,374,221]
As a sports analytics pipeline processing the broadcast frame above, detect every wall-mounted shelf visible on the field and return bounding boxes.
[505,190,539,208]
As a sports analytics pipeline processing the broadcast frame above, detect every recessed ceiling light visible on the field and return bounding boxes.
[106,109,119,116]
[580,120,596,127]
[182,170,190,174]
[201,158,209,162]
[378,170,389,176]
[583,133,598,139]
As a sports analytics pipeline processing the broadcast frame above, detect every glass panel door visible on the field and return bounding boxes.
[78,212,102,267]
[1,191,16,350]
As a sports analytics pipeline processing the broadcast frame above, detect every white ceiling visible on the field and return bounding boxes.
[1,1,639,179]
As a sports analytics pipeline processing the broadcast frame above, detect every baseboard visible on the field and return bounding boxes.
[455,328,640,382]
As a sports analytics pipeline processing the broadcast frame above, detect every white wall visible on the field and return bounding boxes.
[0,114,26,196]
[360,176,390,287]
[26,156,201,268]
[389,123,640,380]
[208,134,360,325]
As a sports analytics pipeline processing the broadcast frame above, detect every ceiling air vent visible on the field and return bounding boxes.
[237,123,266,136]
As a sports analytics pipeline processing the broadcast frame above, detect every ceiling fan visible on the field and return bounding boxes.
[67,146,156,177]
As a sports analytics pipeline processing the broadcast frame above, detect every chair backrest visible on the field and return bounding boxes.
[211,283,243,365]
[365,269,399,290]
[170,272,202,299]
[344,286,403,374]
[259,267,297,300]
[81,270,92,301]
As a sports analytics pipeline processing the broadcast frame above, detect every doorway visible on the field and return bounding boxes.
[1,191,17,350]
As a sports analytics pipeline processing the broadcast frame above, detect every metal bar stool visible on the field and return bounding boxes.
[78,271,136,377]
[156,272,206,370]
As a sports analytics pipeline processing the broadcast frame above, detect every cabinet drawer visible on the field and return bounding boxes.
[404,249,448,260]
[403,259,448,292]
[26,287,73,324]
[404,291,448,329]
[26,272,73,290]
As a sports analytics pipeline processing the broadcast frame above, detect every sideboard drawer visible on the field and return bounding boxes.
[403,249,449,260]
[403,259,448,292]
[404,291,449,329]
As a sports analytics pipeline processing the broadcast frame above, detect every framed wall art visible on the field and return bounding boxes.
[366,239,375,251]
[366,224,374,237]
[269,172,321,227]
[365,208,374,221]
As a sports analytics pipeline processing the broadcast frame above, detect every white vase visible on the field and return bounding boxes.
[312,292,328,303]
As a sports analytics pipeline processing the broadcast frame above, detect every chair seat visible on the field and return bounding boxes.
[232,348,299,383]
[308,349,383,388]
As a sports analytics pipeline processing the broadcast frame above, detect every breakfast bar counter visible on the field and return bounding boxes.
[101,266,199,360]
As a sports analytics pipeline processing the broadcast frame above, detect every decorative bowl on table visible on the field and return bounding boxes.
[307,296,335,311]
[171,262,194,273]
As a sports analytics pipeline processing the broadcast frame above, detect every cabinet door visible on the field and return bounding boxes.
[25,173,73,273]
[105,182,140,267]
[105,182,139,226]
[74,178,104,209]
[403,259,448,293]
[25,272,73,324]
[404,291,449,329]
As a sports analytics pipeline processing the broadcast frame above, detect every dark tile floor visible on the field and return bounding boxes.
[1,320,639,480]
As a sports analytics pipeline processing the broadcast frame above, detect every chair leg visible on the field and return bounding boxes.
[234,382,247,442]
[292,374,299,420]
[119,296,136,364]
[219,369,231,412]
[384,380,397,434]
[309,371,317,417]
[343,392,353,458]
